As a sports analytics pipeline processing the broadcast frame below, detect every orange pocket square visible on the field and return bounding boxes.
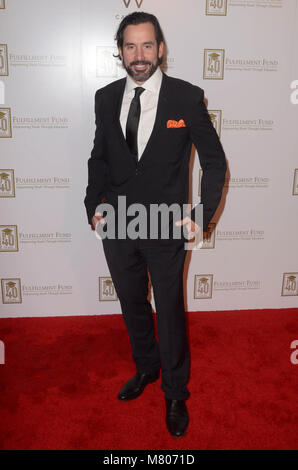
[167,119,186,128]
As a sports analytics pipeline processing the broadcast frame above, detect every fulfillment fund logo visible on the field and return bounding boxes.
[206,0,227,16]
[194,274,213,299]
[99,277,118,301]
[214,279,260,291]
[0,170,15,197]
[281,273,298,297]
[0,225,18,252]
[223,117,273,132]
[225,56,278,73]
[15,175,70,191]
[22,283,72,297]
[19,231,71,245]
[203,49,225,80]
[0,108,12,137]
[122,0,143,7]
[225,175,270,190]
[13,114,68,130]
[229,0,283,7]
[0,44,8,76]
[1,278,22,304]
[293,169,298,196]
[9,54,67,68]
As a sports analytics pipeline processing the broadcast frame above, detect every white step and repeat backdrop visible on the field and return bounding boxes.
[1,0,298,317]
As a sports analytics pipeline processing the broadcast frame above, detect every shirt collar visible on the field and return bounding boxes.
[125,66,163,95]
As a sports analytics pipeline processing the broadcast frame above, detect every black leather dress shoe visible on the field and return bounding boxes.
[117,370,160,401]
[165,399,189,437]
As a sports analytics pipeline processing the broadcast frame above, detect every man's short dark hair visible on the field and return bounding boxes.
[115,11,165,65]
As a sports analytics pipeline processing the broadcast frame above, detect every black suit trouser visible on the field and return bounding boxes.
[101,236,190,401]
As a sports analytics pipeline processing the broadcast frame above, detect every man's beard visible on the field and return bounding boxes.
[124,60,159,83]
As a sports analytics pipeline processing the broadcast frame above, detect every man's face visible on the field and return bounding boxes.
[119,22,164,84]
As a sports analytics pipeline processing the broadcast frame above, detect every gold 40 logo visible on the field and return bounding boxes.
[0,44,8,76]
[0,111,8,131]
[206,0,228,16]
[0,109,12,138]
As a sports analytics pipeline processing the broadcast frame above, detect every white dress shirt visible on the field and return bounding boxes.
[120,66,163,160]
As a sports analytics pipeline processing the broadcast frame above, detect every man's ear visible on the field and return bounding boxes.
[118,47,123,61]
[158,41,164,59]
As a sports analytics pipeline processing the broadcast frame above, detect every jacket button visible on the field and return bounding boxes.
[135,168,139,175]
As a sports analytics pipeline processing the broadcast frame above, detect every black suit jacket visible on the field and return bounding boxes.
[84,71,226,233]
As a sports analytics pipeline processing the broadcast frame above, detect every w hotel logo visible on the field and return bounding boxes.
[0,225,18,252]
[282,273,298,297]
[203,49,225,80]
[0,44,8,76]
[0,0,5,10]
[206,0,227,16]
[99,277,118,301]
[1,278,22,304]
[0,108,12,138]
[123,0,144,7]
[194,274,213,299]
[0,170,15,197]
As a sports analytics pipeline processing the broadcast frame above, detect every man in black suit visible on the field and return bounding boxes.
[84,12,226,437]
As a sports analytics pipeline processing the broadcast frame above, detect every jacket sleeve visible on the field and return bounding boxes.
[189,87,226,232]
[84,89,107,225]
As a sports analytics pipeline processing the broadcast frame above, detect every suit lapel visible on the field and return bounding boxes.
[114,78,129,154]
[114,71,169,165]
[139,72,168,164]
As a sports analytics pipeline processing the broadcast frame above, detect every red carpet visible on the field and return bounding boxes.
[0,308,297,450]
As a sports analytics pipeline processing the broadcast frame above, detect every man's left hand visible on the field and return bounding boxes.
[175,216,201,240]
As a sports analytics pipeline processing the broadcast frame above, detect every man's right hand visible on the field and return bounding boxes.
[91,212,106,231]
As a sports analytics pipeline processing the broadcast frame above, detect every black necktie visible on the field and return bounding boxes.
[125,86,145,160]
